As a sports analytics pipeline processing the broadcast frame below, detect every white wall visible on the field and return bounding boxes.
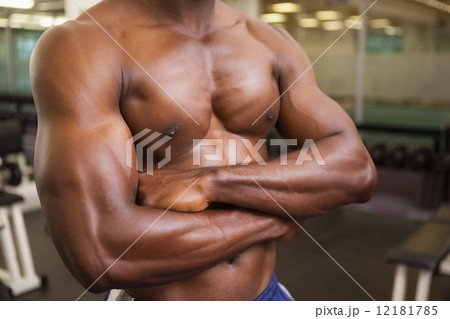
[313,52,450,103]
[294,22,450,103]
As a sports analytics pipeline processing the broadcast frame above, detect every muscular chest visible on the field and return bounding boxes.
[119,26,280,158]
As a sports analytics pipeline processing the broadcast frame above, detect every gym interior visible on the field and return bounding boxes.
[0,0,449,301]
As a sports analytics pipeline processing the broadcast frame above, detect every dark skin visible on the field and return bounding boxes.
[30,0,376,300]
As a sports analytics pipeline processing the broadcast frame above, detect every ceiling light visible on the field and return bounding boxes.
[9,13,32,22]
[8,14,67,29]
[0,0,34,9]
[39,16,54,28]
[322,20,344,31]
[9,14,40,29]
[385,26,404,36]
[298,18,320,28]
[315,10,342,20]
[261,13,288,24]
[369,19,391,28]
[270,2,301,13]
[54,17,68,25]
[344,19,362,30]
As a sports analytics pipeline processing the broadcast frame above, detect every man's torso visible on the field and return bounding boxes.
[77,0,285,300]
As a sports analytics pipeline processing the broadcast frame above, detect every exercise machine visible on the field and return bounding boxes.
[0,119,44,297]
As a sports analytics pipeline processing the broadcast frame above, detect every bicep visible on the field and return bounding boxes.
[35,119,138,216]
[31,24,137,256]
[33,114,138,267]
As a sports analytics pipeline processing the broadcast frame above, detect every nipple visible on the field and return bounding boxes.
[165,124,180,138]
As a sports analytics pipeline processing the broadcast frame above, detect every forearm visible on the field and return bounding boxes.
[208,132,376,218]
[62,203,287,292]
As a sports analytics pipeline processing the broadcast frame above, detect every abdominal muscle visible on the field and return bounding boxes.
[126,241,276,301]
[127,135,277,301]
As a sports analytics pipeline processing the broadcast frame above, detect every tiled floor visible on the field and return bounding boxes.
[1,206,449,301]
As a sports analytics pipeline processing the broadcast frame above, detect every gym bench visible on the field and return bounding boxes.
[0,192,42,296]
[387,206,450,300]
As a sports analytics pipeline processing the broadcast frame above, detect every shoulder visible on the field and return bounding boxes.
[238,18,312,77]
[233,13,308,64]
[30,20,123,117]
[31,19,112,69]
[31,0,126,73]
[30,21,120,100]
[30,16,123,91]
[241,15,297,47]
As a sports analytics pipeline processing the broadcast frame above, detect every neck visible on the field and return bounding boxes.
[142,0,217,33]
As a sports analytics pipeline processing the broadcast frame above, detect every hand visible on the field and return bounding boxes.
[276,217,304,243]
[137,168,213,212]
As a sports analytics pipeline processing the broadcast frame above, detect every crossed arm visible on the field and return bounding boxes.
[30,24,296,292]
[31,22,375,293]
